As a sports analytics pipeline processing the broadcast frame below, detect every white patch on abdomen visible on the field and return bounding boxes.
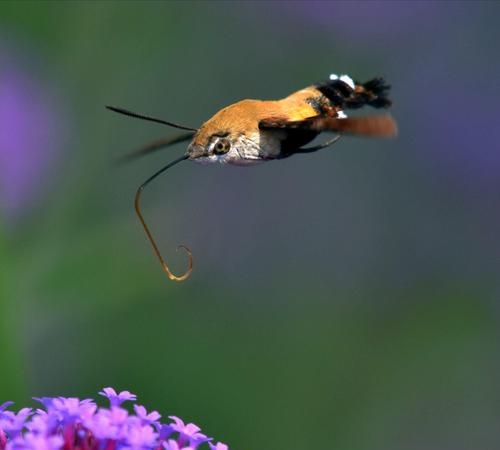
[329,73,355,90]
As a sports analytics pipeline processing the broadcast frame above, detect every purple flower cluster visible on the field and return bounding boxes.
[0,389,228,450]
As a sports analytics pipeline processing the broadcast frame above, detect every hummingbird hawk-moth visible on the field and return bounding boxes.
[107,74,397,282]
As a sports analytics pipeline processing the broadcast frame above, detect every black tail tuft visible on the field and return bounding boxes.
[360,77,392,108]
[316,76,392,110]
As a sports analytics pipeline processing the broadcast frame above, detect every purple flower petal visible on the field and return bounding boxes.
[162,441,180,450]
[133,406,161,426]
[167,417,209,448]
[51,398,96,420]
[209,444,228,450]
[83,410,119,441]
[107,406,129,426]
[157,424,174,441]
[14,433,64,450]
[32,399,53,410]
[124,424,158,449]
[162,440,194,450]
[0,408,32,437]
[23,414,50,435]
[167,417,201,437]
[99,388,137,407]
[0,403,14,414]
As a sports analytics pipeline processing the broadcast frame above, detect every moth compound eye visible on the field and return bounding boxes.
[214,138,231,155]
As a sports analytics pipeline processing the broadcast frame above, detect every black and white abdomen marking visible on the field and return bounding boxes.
[316,73,392,110]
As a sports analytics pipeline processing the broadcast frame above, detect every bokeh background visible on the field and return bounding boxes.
[1,1,500,449]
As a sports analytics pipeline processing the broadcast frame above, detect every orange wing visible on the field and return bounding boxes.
[259,114,397,138]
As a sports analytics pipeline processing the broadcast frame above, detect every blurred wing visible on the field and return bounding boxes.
[259,114,397,138]
[115,132,194,165]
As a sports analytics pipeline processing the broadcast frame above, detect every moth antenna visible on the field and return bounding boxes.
[106,105,198,132]
[116,132,194,165]
[134,154,192,282]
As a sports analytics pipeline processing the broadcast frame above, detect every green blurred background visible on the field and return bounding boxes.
[1,1,499,449]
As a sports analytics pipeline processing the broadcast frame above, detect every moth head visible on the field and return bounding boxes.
[187,126,261,165]
[187,129,230,159]
[186,100,263,164]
